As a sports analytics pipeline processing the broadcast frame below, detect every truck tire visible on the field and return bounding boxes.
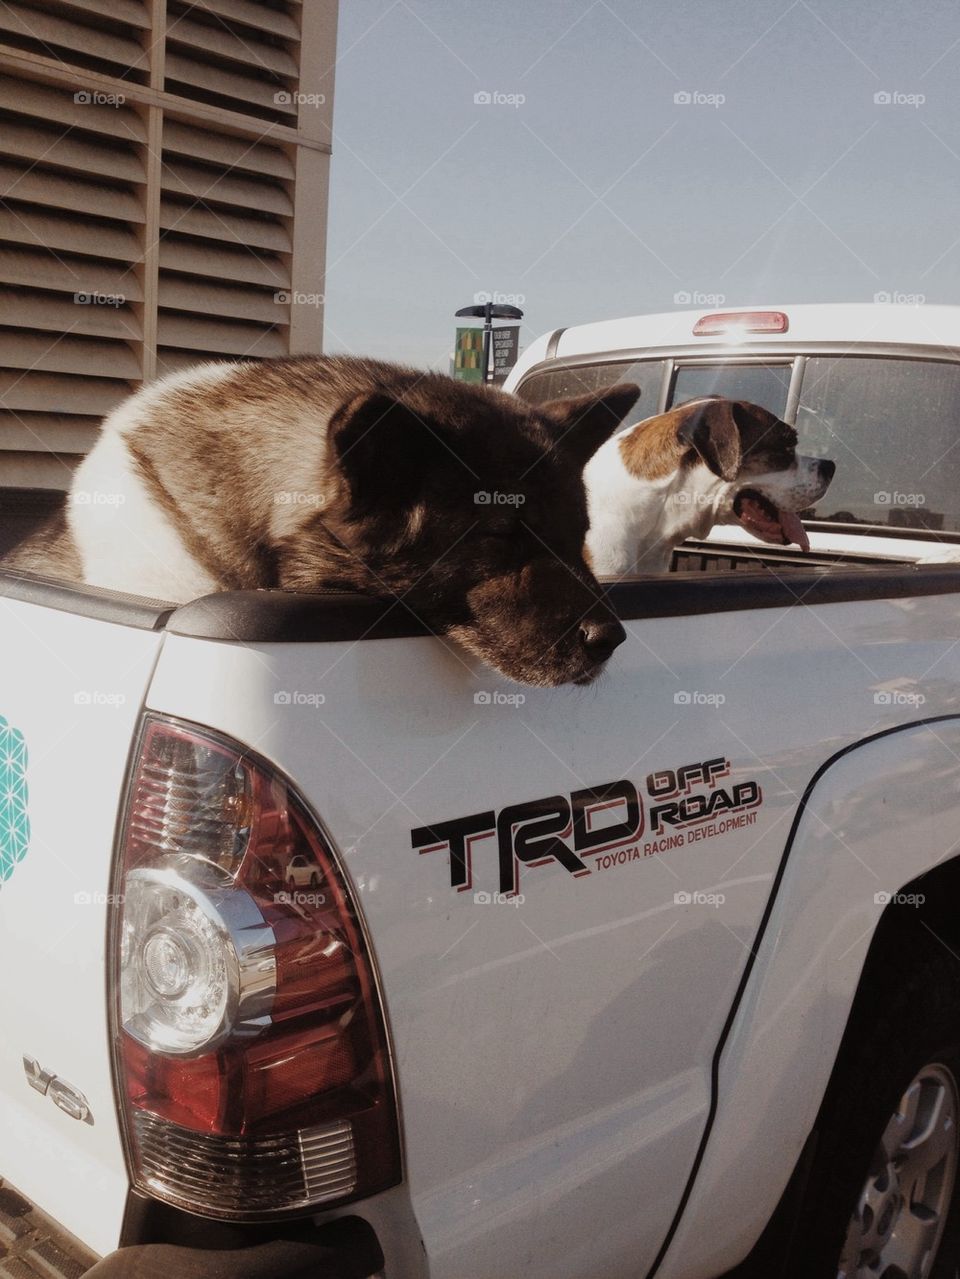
[785,928,960,1279]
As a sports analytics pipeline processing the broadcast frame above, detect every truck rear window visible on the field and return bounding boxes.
[795,357,960,533]
[520,352,960,537]
[516,359,663,429]
[670,362,791,419]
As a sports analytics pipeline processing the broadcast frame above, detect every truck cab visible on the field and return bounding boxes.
[506,302,960,571]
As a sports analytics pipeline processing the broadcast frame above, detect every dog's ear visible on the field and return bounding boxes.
[540,383,641,466]
[676,399,743,482]
[328,392,436,508]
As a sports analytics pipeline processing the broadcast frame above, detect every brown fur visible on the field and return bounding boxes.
[3,506,81,580]
[618,410,690,480]
[619,397,801,483]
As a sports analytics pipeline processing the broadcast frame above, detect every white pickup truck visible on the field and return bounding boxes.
[4,303,960,1279]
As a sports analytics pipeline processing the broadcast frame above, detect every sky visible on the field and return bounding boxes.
[321,0,960,370]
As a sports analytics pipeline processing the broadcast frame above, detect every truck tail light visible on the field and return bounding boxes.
[109,714,401,1220]
[692,310,789,336]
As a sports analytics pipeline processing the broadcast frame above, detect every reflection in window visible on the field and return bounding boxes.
[516,360,665,429]
[669,363,792,419]
[796,358,960,532]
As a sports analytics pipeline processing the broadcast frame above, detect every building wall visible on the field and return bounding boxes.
[0,0,337,489]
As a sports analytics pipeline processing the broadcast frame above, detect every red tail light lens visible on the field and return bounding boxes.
[692,310,789,336]
[110,714,401,1219]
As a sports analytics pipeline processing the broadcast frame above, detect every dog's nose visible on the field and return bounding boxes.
[579,618,626,663]
[820,459,836,481]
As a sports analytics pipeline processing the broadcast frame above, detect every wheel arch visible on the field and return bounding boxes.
[653,716,960,1279]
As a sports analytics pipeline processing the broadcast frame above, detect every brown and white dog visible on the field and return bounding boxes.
[5,356,640,687]
[583,396,835,576]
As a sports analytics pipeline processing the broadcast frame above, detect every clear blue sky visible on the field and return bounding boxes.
[322,0,960,369]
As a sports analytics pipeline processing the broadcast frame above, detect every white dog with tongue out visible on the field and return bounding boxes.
[583,395,836,576]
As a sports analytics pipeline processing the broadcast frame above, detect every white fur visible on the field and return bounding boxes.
[68,363,239,601]
[68,433,217,601]
[584,440,729,576]
[585,431,830,578]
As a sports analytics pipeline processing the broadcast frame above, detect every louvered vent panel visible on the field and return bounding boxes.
[0,76,143,488]
[158,119,292,372]
[164,0,301,124]
[0,0,151,82]
[0,0,332,492]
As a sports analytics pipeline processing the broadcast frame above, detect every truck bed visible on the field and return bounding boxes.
[5,485,960,1279]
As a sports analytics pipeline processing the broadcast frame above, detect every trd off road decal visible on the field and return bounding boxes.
[412,755,762,897]
[0,715,30,890]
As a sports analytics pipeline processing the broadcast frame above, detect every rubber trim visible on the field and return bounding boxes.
[5,565,960,644]
[165,589,433,642]
[0,568,174,630]
[643,712,960,1279]
[161,565,960,643]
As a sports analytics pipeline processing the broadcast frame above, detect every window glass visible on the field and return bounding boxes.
[669,363,792,419]
[796,357,960,531]
[516,360,665,428]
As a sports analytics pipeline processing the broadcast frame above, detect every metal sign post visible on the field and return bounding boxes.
[454,302,524,384]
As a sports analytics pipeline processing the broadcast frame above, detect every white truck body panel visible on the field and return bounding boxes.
[0,599,162,1257]
[141,587,960,1279]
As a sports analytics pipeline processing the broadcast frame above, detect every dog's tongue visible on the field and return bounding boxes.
[778,507,810,552]
[737,494,811,551]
